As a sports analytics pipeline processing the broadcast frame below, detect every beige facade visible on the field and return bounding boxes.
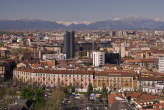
[93,75,137,91]
[13,68,138,91]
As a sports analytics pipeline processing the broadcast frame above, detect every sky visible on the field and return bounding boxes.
[0,0,164,22]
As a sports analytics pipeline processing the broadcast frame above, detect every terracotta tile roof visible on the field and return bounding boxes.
[142,59,157,63]
[135,93,160,104]
[139,71,164,81]
[125,59,142,63]
[152,50,164,54]
[45,61,55,67]
[108,93,124,104]
[14,68,137,77]
[126,92,141,99]
[95,70,137,77]
[125,59,157,63]
[31,63,40,68]
[14,68,94,75]
[139,77,164,81]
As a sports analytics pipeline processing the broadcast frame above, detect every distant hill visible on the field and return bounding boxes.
[1,18,164,30]
[86,18,164,30]
[0,20,66,30]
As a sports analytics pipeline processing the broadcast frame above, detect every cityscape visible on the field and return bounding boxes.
[1,0,164,110]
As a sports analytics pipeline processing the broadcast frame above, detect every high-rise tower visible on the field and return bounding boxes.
[64,31,75,59]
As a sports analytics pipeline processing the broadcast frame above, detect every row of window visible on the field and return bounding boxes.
[15,71,92,78]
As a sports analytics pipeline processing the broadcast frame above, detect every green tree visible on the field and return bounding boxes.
[20,87,29,99]
[101,85,111,104]
[162,88,164,93]
[39,88,65,110]
[87,83,93,97]
[101,85,108,98]
[34,88,45,103]
[153,100,160,104]
[68,83,75,93]
[68,83,73,93]
[21,87,45,102]
[21,87,45,109]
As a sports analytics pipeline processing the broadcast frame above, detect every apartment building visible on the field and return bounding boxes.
[93,70,138,91]
[92,51,105,67]
[13,68,94,91]
[159,56,164,73]
[13,68,137,92]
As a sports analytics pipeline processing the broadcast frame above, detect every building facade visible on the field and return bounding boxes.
[13,68,137,92]
[139,77,164,94]
[13,68,94,91]
[105,53,121,65]
[92,51,105,67]
[159,56,164,73]
[0,60,15,81]
[42,53,66,61]
[93,71,138,91]
[63,31,75,59]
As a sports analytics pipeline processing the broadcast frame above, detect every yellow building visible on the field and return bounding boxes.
[93,70,138,91]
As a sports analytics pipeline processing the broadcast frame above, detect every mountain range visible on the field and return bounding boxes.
[1,17,164,30]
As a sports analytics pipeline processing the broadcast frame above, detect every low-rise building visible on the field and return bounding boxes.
[13,68,138,92]
[139,72,164,94]
[42,53,66,61]
[93,70,138,91]
[13,68,94,91]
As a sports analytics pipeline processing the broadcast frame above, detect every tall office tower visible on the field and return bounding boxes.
[92,51,105,67]
[159,56,164,73]
[64,31,75,59]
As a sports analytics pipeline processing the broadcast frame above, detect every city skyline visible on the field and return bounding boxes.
[0,0,164,22]
[1,0,164,109]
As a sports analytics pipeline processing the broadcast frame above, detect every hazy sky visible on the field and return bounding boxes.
[0,0,164,22]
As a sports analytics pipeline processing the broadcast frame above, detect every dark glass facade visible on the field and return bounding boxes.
[64,31,75,59]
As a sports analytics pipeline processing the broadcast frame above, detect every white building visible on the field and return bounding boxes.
[120,43,126,58]
[140,80,164,94]
[159,56,164,73]
[42,53,66,61]
[92,51,105,67]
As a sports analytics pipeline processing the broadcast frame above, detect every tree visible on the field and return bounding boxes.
[87,83,93,97]
[20,87,45,102]
[20,87,45,110]
[162,87,164,93]
[20,87,29,100]
[153,100,160,104]
[101,85,108,98]
[68,83,73,93]
[100,85,110,104]
[39,88,65,110]
[34,88,45,104]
